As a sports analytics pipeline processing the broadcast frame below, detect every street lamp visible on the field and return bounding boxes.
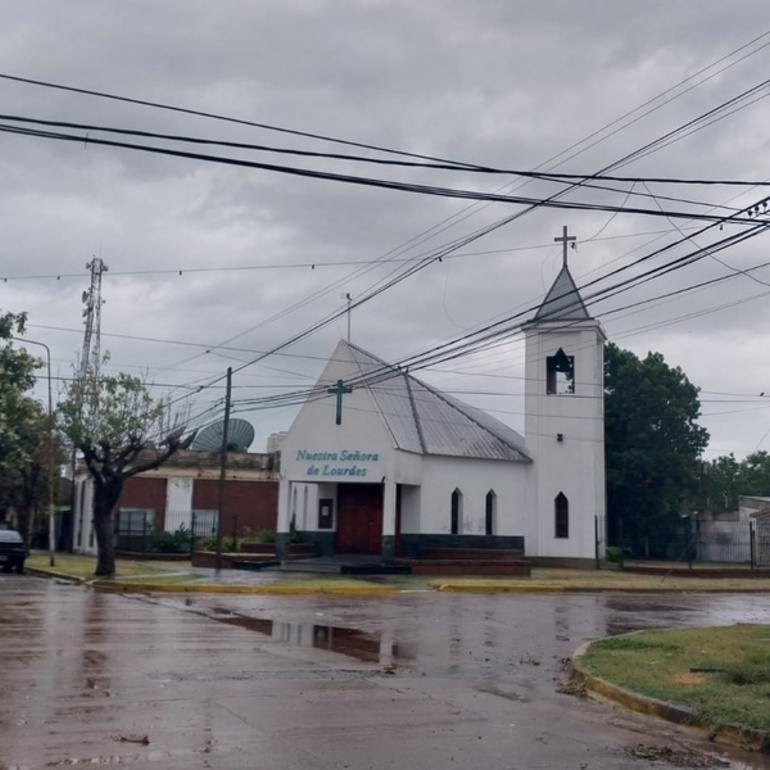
[13,337,56,567]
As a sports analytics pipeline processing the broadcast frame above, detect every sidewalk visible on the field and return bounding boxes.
[25,553,770,595]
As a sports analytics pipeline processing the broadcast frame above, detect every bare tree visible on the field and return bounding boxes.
[59,364,193,576]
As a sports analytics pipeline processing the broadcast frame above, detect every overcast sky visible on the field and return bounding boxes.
[2,0,770,459]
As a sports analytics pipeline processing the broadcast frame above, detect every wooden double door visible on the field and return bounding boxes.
[336,483,383,555]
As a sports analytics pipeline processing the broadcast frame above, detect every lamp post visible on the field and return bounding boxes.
[13,337,55,566]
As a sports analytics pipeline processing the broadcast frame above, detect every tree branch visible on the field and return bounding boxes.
[122,432,195,478]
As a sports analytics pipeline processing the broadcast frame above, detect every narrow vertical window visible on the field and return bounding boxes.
[555,493,569,538]
[485,490,497,536]
[546,348,575,395]
[451,488,463,535]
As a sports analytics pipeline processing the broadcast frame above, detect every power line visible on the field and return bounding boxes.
[2,122,763,226]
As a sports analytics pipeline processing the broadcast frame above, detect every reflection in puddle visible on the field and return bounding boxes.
[205,609,404,665]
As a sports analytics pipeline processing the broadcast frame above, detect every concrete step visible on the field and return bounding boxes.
[271,562,343,574]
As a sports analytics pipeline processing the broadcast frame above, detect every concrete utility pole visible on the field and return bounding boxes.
[214,367,233,571]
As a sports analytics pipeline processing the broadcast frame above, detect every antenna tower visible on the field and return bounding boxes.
[80,257,108,382]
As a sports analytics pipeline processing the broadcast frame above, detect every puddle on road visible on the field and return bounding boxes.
[191,605,406,665]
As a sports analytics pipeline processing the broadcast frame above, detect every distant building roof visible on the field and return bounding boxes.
[344,342,531,462]
[532,264,591,322]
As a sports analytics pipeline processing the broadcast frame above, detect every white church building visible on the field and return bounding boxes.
[276,238,606,565]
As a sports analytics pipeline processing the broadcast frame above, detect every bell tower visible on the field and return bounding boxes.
[523,227,606,562]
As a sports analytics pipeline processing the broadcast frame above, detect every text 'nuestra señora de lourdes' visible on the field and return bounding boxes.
[295,448,380,477]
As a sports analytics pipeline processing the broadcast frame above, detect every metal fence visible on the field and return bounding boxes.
[614,520,763,569]
[115,508,242,556]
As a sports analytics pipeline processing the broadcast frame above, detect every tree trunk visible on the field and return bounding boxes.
[16,504,31,547]
[15,464,40,546]
[93,479,123,577]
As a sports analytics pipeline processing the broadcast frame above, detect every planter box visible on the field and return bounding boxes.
[406,560,531,576]
[191,551,277,569]
[240,542,318,560]
[115,551,191,562]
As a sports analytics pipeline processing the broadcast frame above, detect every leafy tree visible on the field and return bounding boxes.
[0,311,50,543]
[58,364,192,576]
[8,405,52,544]
[705,453,742,510]
[604,343,709,543]
[706,451,770,509]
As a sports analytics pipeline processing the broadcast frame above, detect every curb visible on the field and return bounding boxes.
[433,582,770,594]
[436,583,566,593]
[91,580,400,595]
[24,567,770,596]
[571,640,770,754]
[25,567,86,584]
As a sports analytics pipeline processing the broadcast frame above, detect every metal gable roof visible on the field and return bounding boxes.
[533,264,591,322]
[345,342,530,462]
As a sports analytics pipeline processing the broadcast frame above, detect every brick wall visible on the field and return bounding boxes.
[118,477,167,530]
[193,479,278,533]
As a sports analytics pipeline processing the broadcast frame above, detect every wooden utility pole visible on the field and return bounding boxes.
[214,367,233,571]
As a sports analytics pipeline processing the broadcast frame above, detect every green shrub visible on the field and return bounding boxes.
[146,526,192,554]
[605,545,624,564]
[240,527,276,544]
[256,528,276,543]
[195,534,237,552]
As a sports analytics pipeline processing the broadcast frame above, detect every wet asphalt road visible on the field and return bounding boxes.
[1,575,769,769]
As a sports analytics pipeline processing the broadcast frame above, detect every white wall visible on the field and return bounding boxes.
[399,485,421,534]
[278,341,398,535]
[524,321,606,559]
[420,456,532,537]
[165,477,193,531]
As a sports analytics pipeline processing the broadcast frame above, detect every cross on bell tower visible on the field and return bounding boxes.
[554,225,576,268]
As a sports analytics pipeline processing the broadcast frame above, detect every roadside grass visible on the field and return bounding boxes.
[27,557,770,594]
[578,624,770,733]
[425,568,770,592]
[26,553,176,579]
[115,572,203,584]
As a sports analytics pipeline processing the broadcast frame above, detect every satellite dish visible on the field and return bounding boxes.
[191,418,255,453]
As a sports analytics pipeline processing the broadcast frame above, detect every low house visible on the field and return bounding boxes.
[694,496,769,566]
[72,449,279,555]
[742,496,770,567]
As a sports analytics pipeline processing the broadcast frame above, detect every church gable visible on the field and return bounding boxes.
[283,340,396,459]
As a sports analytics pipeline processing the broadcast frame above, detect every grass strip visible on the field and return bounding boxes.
[26,553,171,579]
[577,624,770,733]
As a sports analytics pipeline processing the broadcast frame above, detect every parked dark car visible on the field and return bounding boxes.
[0,530,29,573]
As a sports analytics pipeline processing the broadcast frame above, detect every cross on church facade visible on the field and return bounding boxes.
[554,225,576,267]
[327,379,353,425]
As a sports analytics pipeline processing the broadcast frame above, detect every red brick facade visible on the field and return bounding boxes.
[192,479,278,533]
[119,477,168,531]
[115,475,278,536]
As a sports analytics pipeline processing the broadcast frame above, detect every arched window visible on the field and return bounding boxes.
[555,493,569,539]
[451,488,463,535]
[485,490,497,536]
